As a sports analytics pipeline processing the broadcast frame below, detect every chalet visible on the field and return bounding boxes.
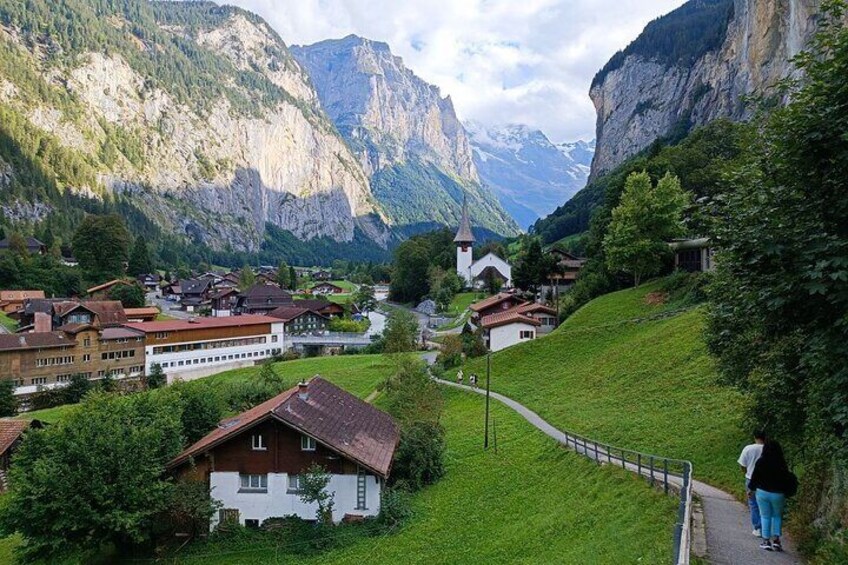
[0,325,146,397]
[0,290,45,314]
[546,246,586,288]
[0,237,46,255]
[181,279,213,301]
[17,300,128,332]
[311,282,345,295]
[210,288,239,318]
[480,310,541,352]
[125,315,284,384]
[235,284,293,315]
[124,307,160,322]
[167,377,399,527]
[469,292,526,324]
[670,238,715,273]
[86,279,134,299]
[513,302,558,335]
[312,270,333,281]
[268,306,329,335]
[0,419,43,485]
[137,274,162,294]
[294,299,345,319]
[255,272,276,286]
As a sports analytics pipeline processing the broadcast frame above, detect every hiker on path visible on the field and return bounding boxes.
[456,369,463,385]
[738,430,766,537]
[470,374,477,388]
[750,441,794,552]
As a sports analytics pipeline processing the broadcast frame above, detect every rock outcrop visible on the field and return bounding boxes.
[590,0,821,178]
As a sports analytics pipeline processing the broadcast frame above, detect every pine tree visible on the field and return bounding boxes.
[127,235,153,276]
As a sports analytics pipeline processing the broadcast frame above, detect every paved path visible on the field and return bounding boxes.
[434,378,802,565]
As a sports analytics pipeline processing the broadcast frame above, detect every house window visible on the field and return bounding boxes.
[287,474,303,493]
[271,335,278,343]
[32,377,47,385]
[238,474,268,493]
[251,434,266,451]
[83,354,90,363]
[301,435,316,451]
[83,338,91,347]
[519,330,535,339]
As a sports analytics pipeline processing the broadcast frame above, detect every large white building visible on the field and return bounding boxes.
[454,198,512,288]
[125,316,285,383]
[167,377,399,528]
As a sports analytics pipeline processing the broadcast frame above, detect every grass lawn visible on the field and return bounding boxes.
[0,312,17,332]
[445,292,484,317]
[307,280,357,293]
[168,388,679,565]
[465,280,746,495]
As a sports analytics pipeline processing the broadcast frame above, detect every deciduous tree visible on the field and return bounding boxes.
[72,215,131,282]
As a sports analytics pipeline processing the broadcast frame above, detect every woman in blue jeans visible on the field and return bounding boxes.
[749,441,790,552]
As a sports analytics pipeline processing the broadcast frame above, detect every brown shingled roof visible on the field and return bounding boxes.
[268,305,327,323]
[0,332,72,351]
[469,292,518,313]
[0,419,32,455]
[168,377,399,477]
[480,310,541,329]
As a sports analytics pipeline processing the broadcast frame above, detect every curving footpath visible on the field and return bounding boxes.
[434,378,802,565]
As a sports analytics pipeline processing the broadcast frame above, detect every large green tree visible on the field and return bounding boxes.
[382,309,420,353]
[0,392,183,561]
[276,261,290,289]
[603,171,688,286]
[72,215,131,282]
[127,235,153,276]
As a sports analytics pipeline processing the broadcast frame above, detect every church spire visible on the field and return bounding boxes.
[454,195,475,244]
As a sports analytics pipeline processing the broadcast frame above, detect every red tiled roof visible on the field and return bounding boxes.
[469,292,518,312]
[0,332,72,351]
[168,377,399,477]
[514,303,557,316]
[125,314,281,333]
[0,290,45,302]
[480,310,541,329]
[52,301,128,326]
[0,419,31,455]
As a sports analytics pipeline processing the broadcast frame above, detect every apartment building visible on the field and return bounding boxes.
[125,316,285,383]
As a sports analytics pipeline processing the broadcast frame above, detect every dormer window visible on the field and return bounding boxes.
[301,435,316,451]
[251,434,266,451]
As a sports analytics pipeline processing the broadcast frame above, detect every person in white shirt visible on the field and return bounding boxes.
[738,430,767,536]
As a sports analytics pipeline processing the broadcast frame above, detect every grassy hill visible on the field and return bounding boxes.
[12,353,681,564]
[466,279,746,494]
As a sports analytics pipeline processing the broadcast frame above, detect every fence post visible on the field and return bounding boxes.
[621,449,626,470]
[637,453,642,478]
[650,456,655,485]
[594,441,599,463]
[663,459,669,495]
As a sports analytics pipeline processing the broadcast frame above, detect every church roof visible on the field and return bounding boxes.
[454,196,475,243]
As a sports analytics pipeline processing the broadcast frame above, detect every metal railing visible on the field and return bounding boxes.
[558,429,694,565]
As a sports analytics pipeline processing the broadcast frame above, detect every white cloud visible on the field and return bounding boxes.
[223,0,687,142]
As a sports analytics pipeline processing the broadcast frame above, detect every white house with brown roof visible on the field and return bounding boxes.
[168,377,399,528]
[480,310,541,352]
[471,295,558,352]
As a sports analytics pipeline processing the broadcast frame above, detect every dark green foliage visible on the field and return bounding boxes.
[171,383,224,445]
[127,235,154,277]
[63,373,92,404]
[159,480,221,540]
[108,282,145,308]
[391,421,447,492]
[275,261,290,289]
[353,285,377,311]
[389,228,454,303]
[0,379,17,417]
[0,392,183,561]
[383,357,444,430]
[705,4,848,555]
[436,334,464,368]
[298,464,335,524]
[72,214,131,283]
[513,237,557,292]
[0,251,83,297]
[592,0,734,87]
[145,363,166,390]
[375,488,413,530]
[382,310,419,354]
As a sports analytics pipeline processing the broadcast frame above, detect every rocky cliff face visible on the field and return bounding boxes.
[0,4,388,252]
[292,36,518,237]
[466,122,594,229]
[590,0,821,177]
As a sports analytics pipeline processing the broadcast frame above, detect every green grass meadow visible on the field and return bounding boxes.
[466,281,746,494]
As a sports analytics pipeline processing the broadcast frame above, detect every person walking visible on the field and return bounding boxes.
[456,369,463,385]
[470,374,477,388]
[750,441,792,552]
[738,430,766,537]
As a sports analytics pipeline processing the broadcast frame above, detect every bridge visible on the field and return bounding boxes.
[287,332,375,349]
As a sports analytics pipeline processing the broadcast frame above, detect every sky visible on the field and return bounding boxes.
[224,0,687,143]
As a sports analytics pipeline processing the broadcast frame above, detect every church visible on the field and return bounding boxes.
[454,199,513,288]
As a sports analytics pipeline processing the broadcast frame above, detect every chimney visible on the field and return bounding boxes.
[297,380,309,400]
[34,311,51,333]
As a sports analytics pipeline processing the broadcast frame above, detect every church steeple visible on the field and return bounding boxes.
[454,195,475,244]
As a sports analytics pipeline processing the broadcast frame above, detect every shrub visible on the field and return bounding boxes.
[145,363,166,389]
[375,488,413,531]
[390,421,446,491]
[158,480,221,539]
[436,335,463,368]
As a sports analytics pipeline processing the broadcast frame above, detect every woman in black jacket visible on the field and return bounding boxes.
[749,441,790,552]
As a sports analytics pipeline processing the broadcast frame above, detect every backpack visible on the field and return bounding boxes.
[784,471,799,497]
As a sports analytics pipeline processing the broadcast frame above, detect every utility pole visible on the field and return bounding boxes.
[484,351,491,449]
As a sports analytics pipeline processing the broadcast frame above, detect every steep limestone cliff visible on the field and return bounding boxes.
[590,0,821,178]
[292,36,518,237]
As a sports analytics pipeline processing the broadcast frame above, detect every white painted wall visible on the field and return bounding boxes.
[469,252,512,287]
[457,245,473,285]
[209,471,382,528]
[488,322,537,352]
[143,323,285,383]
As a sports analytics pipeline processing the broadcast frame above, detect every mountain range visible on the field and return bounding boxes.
[0,0,527,266]
[465,122,594,229]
